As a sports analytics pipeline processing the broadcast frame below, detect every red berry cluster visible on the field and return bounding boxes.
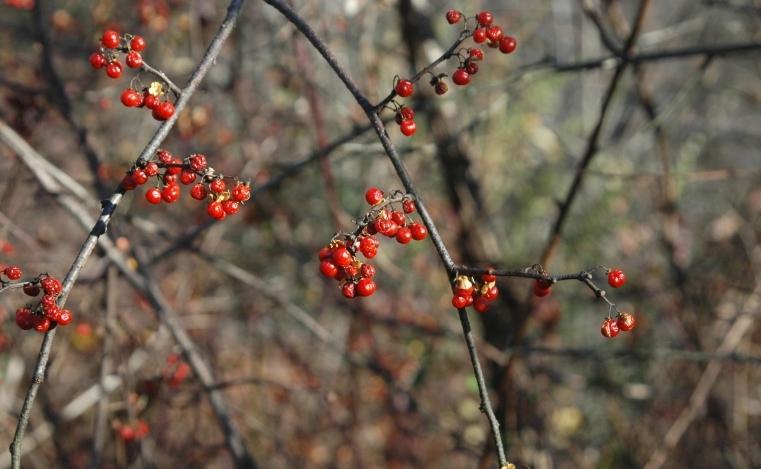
[451,273,500,313]
[319,187,428,298]
[90,30,176,121]
[600,268,636,338]
[388,9,517,137]
[10,270,74,333]
[115,419,150,442]
[121,149,252,220]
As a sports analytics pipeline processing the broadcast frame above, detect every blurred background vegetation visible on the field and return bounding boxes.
[1,0,760,467]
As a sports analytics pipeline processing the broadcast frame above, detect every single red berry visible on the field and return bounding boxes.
[143,93,158,109]
[395,79,414,97]
[445,9,462,24]
[190,183,208,200]
[607,268,626,288]
[188,154,207,172]
[474,297,490,313]
[130,35,146,52]
[121,173,136,190]
[452,294,468,309]
[601,318,620,338]
[207,201,226,220]
[126,51,142,68]
[476,11,493,26]
[180,170,196,185]
[616,312,636,332]
[383,221,400,237]
[396,227,413,244]
[145,187,162,204]
[89,52,107,69]
[101,29,120,49]
[318,246,333,260]
[210,179,227,194]
[465,61,479,75]
[332,247,353,267]
[483,285,499,301]
[410,222,427,240]
[161,184,180,203]
[120,89,141,107]
[400,119,416,136]
[222,200,240,215]
[320,260,338,278]
[533,278,552,297]
[359,236,378,258]
[4,265,22,280]
[41,276,62,296]
[119,426,136,442]
[499,36,517,54]
[395,106,415,124]
[131,169,148,185]
[106,61,123,79]
[23,283,40,296]
[144,162,159,176]
[342,282,356,298]
[452,68,470,86]
[486,25,503,42]
[365,187,384,205]
[356,278,377,297]
[163,174,178,185]
[360,263,376,278]
[33,315,52,333]
[473,27,488,43]
[152,101,175,121]
[434,80,448,95]
[41,294,57,309]
[402,199,415,213]
[15,308,35,330]
[44,304,61,321]
[343,264,359,278]
[469,48,484,61]
[232,183,251,202]
[390,210,406,226]
[157,149,173,164]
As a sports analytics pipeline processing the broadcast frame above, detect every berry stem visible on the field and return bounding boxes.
[141,61,182,96]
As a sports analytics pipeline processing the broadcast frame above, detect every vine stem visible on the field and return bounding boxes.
[6,1,248,467]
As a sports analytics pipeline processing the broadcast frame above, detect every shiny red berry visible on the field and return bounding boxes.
[601,318,620,338]
[15,308,34,330]
[106,61,123,78]
[365,187,384,205]
[131,168,148,185]
[101,29,120,49]
[360,264,376,278]
[499,36,517,54]
[359,236,378,258]
[533,278,552,297]
[188,154,207,172]
[483,285,499,301]
[320,260,338,278]
[144,162,159,176]
[395,106,415,124]
[452,68,470,86]
[120,89,141,107]
[473,297,490,313]
[332,247,353,267]
[465,61,479,75]
[342,282,356,298]
[446,9,462,24]
[616,312,636,332]
[396,227,412,244]
[486,25,503,42]
[4,265,22,280]
[222,200,240,215]
[207,179,224,194]
[190,183,208,200]
[145,187,161,204]
[57,309,73,326]
[400,119,416,137]
[607,268,626,288]
[390,210,406,226]
[33,316,52,333]
[410,222,427,240]
[161,184,180,203]
[126,51,142,68]
[356,278,377,297]
[395,79,414,97]
[41,276,62,296]
[318,246,333,260]
[89,52,107,69]
[143,93,158,109]
[130,35,146,52]
[152,101,175,121]
[402,199,415,213]
[469,48,484,61]
[207,201,226,220]
[473,27,488,43]
[476,11,493,26]
[452,294,468,309]
[180,170,196,185]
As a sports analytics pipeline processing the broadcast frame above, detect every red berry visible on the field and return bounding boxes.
[473,27,488,43]
[41,276,62,296]
[89,52,107,69]
[209,179,226,193]
[486,25,503,42]
[131,169,148,185]
[434,80,448,95]
[145,187,162,204]
[383,221,399,237]
[119,426,136,442]
[152,101,175,121]
[359,236,379,258]
[343,264,359,278]
[395,106,415,124]
[395,79,414,97]
[222,200,240,215]
[207,201,226,220]
[320,260,338,278]
[390,210,406,226]
[342,282,356,298]
[15,308,34,330]
[130,35,146,52]
[476,11,493,26]
[360,263,376,278]
[163,174,178,185]
[4,265,22,280]
[400,119,416,137]
[533,278,552,297]
[188,154,207,172]
[179,170,196,185]
[156,150,173,164]
[396,227,413,244]
[483,285,499,301]
[499,36,517,54]
[106,61,123,78]
[356,278,377,297]
[402,199,415,213]
[410,222,427,240]
[190,183,208,200]
[144,162,159,176]
[473,297,490,313]
[465,61,479,75]
[43,304,60,321]
[161,184,180,203]
[601,318,620,338]
[332,247,353,267]
[446,9,462,24]
[365,187,384,205]
[469,48,484,61]
[452,294,468,309]
[33,316,52,333]
[607,268,626,288]
[120,89,141,107]
[23,283,40,296]
[101,29,120,49]
[143,93,158,110]
[318,246,333,260]
[452,68,470,86]
[232,183,251,202]
[616,312,636,332]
